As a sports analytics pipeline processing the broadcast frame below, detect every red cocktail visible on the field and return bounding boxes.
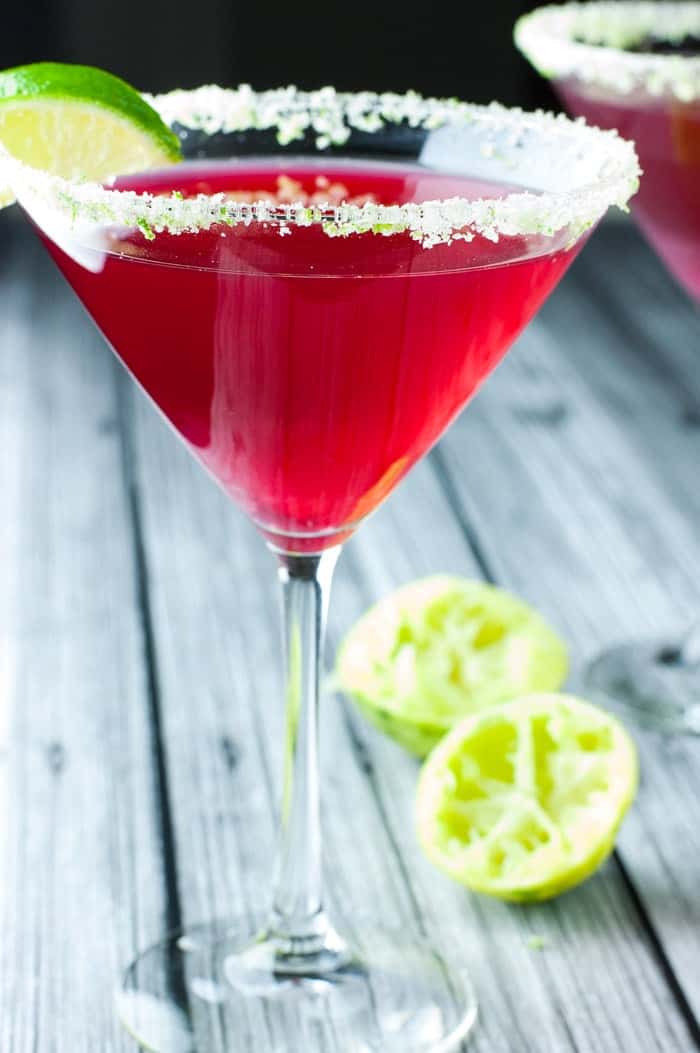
[48,160,577,550]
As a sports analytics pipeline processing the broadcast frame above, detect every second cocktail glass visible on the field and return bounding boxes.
[3,85,639,1050]
[517,1,700,734]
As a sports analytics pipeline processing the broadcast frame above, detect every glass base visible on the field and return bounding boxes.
[584,636,700,735]
[118,919,477,1052]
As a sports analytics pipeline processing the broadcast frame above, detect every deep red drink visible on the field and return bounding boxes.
[560,84,700,301]
[46,160,578,549]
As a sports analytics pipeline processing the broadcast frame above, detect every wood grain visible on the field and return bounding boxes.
[2,213,699,1051]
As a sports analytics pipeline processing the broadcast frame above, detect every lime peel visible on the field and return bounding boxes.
[416,693,638,901]
[0,62,181,206]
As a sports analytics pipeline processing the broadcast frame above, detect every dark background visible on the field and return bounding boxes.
[2,1,556,110]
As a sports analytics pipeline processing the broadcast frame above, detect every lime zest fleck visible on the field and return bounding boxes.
[137,216,155,240]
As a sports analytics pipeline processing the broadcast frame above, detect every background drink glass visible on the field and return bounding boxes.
[516,1,700,735]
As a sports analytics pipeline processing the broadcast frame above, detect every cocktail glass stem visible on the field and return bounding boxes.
[262,546,347,970]
[119,536,476,1050]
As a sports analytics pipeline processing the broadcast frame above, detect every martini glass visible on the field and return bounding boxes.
[1,86,638,1051]
[516,2,700,734]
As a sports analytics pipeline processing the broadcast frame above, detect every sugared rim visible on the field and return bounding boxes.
[1,85,640,248]
[515,2,700,102]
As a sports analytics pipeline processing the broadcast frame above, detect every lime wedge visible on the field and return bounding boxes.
[416,694,638,901]
[336,576,568,756]
[0,62,181,205]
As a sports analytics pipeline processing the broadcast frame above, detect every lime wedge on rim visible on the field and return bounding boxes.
[336,576,568,756]
[0,62,181,206]
[416,693,638,901]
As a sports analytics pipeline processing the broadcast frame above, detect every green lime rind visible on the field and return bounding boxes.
[0,63,181,162]
[0,63,182,207]
[351,696,444,757]
[336,576,569,757]
[416,693,639,902]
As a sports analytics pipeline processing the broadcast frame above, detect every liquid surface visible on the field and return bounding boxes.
[45,160,579,549]
[560,84,700,301]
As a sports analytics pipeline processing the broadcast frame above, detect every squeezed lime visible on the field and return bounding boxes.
[416,693,638,901]
[336,576,568,755]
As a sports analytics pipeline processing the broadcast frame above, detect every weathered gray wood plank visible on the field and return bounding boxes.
[434,222,700,1029]
[547,224,700,528]
[0,219,168,1052]
[5,205,698,1052]
[127,238,697,1053]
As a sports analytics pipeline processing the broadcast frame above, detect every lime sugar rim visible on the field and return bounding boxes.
[515,3,700,103]
[2,85,640,247]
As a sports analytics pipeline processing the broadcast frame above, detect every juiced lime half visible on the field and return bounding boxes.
[0,62,181,206]
[416,694,638,901]
[336,576,568,756]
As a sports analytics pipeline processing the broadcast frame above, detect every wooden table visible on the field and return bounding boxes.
[1,208,699,1053]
